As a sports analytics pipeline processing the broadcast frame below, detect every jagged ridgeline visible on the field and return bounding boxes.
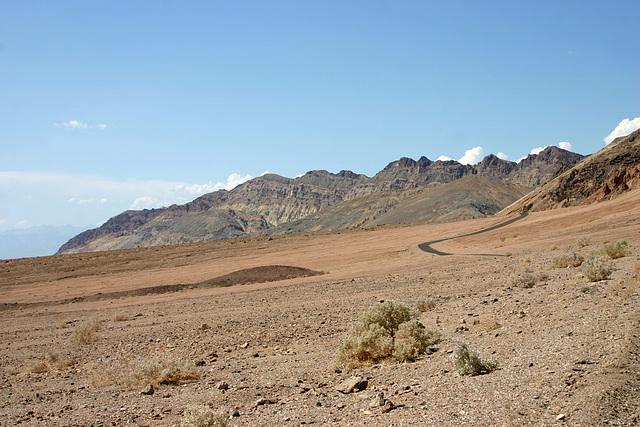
[58,147,584,254]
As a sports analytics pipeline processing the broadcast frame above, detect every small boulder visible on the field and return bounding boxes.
[140,384,154,395]
[336,376,368,394]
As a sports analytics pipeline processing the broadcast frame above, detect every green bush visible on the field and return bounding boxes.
[603,239,630,259]
[336,301,440,367]
[577,236,591,247]
[412,296,436,312]
[453,341,497,376]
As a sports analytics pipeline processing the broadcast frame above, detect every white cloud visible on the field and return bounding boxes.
[529,146,548,155]
[604,117,640,145]
[436,155,454,161]
[558,141,572,150]
[497,152,508,160]
[55,120,107,130]
[458,146,484,165]
[0,171,256,230]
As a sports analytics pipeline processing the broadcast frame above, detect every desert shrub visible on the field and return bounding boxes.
[511,273,537,288]
[97,354,200,389]
[505,252,512,257]
[603,239,630,259]
[336,300,440,367]
[548,252,584,269]
[579,285,591,293]
[453,341,497,376]
[392,320,441,362]
[577,236,591,247]
[26,353,75,373]
[113,312,129,322]
[549,245,558,251]
[412,296,436,312]
[181,404,228,427]
[70,318,102,345]
[582,256,613,282]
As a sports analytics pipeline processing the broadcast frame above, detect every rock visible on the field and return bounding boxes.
[240,342,249,349]
[200,323,210,330]
[140,384,154,395]
[195,360,205,366]
[381,401,395,413]
[254,398,277,406]
[370,392,385,407]
[336,376,368,394]
[556,413,566,421]
[230,409,240,417]
[215,381,230,390]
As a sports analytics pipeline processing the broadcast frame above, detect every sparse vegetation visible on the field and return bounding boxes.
[548,252,584,269]
[113,312,129,322]
[181,404,228,427]
[336,300,440,367]
[511,273,537,288]
[70,318,102,345]
[411,296,436,312]
[579,285,592,293]
[26,353,75,373]
[96,354,200,389]
[577,236,591,247]
[581,256,613,282]
[452,341,497,376]
[505,252,512,257]
[549,244,558,251]
[602,239,630,259]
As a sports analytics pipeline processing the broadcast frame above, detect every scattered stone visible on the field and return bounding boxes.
[195,360,206,366]
[370,392,385,407]
[240,342,249,349]
[556,413,566,421]
[200,323,210,330]
[254,397,277,406]
[336,376,368,394]
[381,401,395,413]
[140,384,154,395]
[215,381,230,390]
[230,409,240,417]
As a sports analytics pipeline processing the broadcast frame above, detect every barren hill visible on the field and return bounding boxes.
[58,148,582,254]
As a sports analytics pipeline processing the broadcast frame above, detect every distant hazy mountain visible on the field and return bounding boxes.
[58,147,583,254]
[0,225,91,259]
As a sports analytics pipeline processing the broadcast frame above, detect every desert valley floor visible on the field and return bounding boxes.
[1,188,640,426]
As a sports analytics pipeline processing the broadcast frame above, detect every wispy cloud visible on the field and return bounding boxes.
[0,171,255,230]
[54,120,107,130]
[604,117,640,145]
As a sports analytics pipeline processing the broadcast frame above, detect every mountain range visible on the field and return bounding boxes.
[58,146,585,254]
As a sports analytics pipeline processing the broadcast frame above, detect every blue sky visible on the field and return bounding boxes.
[1,0,639,233]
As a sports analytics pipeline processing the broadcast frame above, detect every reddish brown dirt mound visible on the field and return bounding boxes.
[0,265,322,311]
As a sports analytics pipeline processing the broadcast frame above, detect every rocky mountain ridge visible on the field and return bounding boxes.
[58,147,583,254]
[501,129,640,214]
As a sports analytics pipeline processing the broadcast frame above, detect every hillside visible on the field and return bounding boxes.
[58,147,583,254]
[501,129,640,214]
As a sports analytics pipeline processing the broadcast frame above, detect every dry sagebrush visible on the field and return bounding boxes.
[181,404,228,427]
[453,341,498,376]
[336,300,440,367]
[94,354,200,389]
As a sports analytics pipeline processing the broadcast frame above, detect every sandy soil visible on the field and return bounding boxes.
[1,189,640,426]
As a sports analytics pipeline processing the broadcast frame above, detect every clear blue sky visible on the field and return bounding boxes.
[1,0,639,232]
